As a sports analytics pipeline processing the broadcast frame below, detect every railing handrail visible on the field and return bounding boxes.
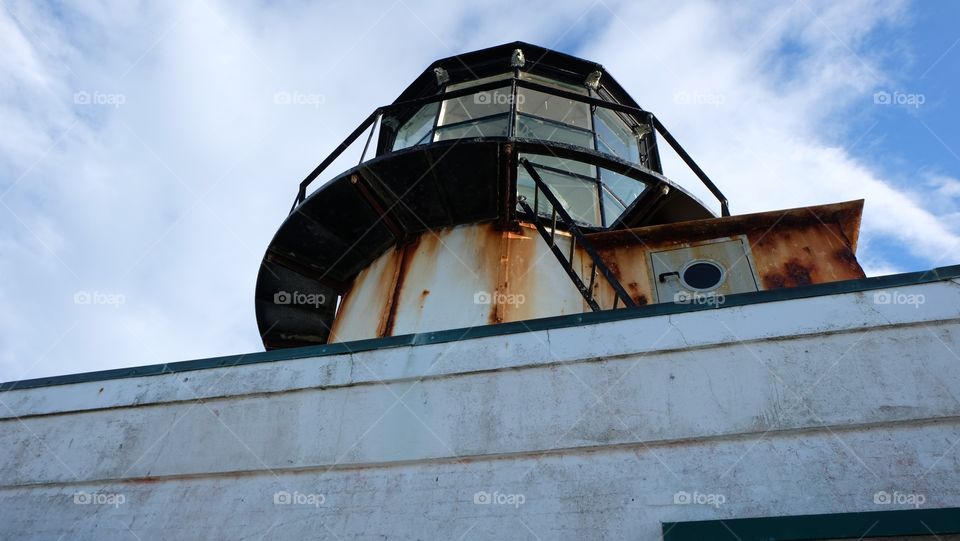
[289,75,730,218]
[517,158,637,310]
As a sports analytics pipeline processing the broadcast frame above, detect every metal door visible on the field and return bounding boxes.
[650,236,759,305]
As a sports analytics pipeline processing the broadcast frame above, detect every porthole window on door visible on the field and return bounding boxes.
[680,260,725,291]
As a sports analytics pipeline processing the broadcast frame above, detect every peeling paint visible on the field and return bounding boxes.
[331,201,866,340]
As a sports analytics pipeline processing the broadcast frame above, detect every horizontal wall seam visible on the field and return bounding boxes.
[2,414,958,491]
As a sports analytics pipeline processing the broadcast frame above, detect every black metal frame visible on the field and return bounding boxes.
[288,75,730,222]
[517,158,636,311]
[663,507,960,540]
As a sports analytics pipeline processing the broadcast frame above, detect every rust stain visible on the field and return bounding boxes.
[501,223,581,323]
[588,200,864,251]
[380,236,421,337]
[785,259,813,286]
[131,476,160,484]
[373,248,403,338]
[330,243,403,342]
[625,282,648,306]
[478,224,507,325]
[495,225,516,324]
[592,247,654,309]
[620,275,648,306]
[762,258,813,289]
[494,226,511,325]
[419,289,430,310]
[834,247,857,264]
[833,246,864,277]
[764,273,787,289]
[332,199,869,339]
[751,221,865,290]
[389,233,432,336]
[605,258,622,279]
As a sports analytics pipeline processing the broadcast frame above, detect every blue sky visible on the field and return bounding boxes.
[0,0,958,381]
[845,2,960,273]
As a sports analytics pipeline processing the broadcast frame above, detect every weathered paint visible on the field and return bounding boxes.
[590,200,865,306]
[2,278,959,539]
[390,225,497,335]
[589,200,864,251]
[501,225,588,321]
[648,236,761,303]
[331,222,588,342]
[748,222,864,289]
[328,244,404,342]
[588,244,655,309]
[332,201,866,341]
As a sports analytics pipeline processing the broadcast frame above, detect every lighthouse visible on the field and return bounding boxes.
[256,42,865,348]
[2,42,960,540]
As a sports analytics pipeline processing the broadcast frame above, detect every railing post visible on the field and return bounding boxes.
[649,113,731,217]
[359,113,380,164]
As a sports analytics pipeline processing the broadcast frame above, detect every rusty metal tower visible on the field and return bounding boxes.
[255,41,863,349]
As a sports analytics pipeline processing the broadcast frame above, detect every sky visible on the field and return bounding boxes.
[0,0,958,382]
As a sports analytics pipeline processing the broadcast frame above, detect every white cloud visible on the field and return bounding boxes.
[0,0,957,381]
[584,0,959,271]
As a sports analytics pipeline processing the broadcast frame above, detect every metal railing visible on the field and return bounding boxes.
[288,76,730,219]
[516,158,636,311]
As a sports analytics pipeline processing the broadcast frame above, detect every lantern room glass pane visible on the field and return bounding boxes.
[519,72,589,95]
[518,152,594,179]
[438,86,511,126]
[391,102,439,151]
[518,162,601,227]
[601,169,646,205]
[517,87,591,130]
[516,114,594,148]
[602,187,626,226]
[434,114,509,141]
[594,107,640,163]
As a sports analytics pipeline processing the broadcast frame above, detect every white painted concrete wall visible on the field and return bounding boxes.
[1,278,959,539]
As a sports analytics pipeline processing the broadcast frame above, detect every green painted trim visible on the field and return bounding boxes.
[662,507,960,540]
[3,264,959,392]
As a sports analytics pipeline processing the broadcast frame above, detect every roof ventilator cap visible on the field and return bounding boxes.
[510,48,525,68]
[585,70,602,90]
